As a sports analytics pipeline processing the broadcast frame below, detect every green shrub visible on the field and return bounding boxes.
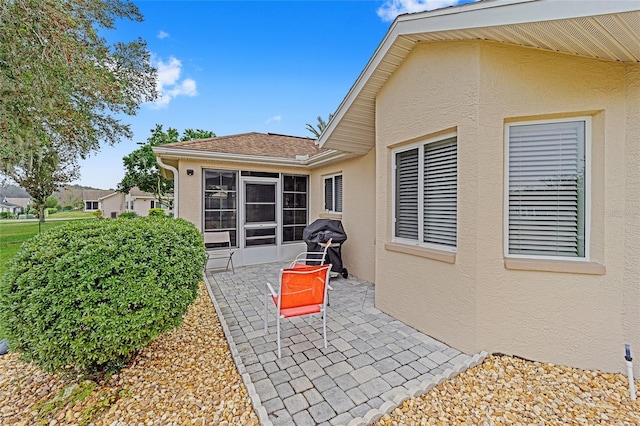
[63,206,73,211]
[0,212,14,219]
[119,211,137,219]
[46,207,57,215]
[147,208,166,218]
[0,218,207,375]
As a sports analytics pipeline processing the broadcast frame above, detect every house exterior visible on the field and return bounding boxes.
[82,189,112,212]
[5,197,30,212]
[0,197,23,215]
[124,187,173,217]
[98,192,125,218]
[155,0,640,375]
[98,188,173,218]
[153,132,376,278]
[315,0,640,375]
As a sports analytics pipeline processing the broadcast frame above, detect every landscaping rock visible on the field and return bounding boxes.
[2,282,639,425]
[373,354,640,425]
[0,283,258,425]
[0,338,7,355]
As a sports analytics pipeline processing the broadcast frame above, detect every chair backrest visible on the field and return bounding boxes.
[291,238,332,267]
[279,264,331,310]
[204,231,231,246]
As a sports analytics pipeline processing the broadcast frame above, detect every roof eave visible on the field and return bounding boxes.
[153,146,353,169]
[318,0,640,153]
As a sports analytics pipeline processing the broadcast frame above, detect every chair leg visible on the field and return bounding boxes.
[264,288,268,332]
[229,254,235,274]
[323,310,327,349]
[277,316,281,358]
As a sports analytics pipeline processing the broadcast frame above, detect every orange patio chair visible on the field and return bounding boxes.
[264,263,332,358]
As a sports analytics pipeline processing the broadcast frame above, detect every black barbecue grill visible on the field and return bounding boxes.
[302,219,348,278]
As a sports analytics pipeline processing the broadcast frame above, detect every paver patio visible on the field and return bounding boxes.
[205,263,471,426]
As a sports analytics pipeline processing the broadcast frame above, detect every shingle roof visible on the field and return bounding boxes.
[161,132,324,159]
[82,189,112,201]
[5,197,30,208]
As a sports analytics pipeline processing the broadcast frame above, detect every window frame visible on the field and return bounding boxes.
[391,132,457,253]
[282,174,309,244]
[203,168,239,248]
[323,173,343,214]
[504,116,591,261]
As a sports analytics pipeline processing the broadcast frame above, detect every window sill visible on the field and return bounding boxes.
[504,258,606,275]
[385,242,456,264]
[319,212,342,220]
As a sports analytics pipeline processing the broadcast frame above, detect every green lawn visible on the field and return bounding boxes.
[0,218,94,274]
[48,210,96,219]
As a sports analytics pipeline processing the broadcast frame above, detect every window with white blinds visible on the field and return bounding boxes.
[394,135,457,249]
[506,119,587,258]
[324,174,343,213]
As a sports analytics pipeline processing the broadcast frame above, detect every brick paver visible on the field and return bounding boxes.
[206,263,470,425]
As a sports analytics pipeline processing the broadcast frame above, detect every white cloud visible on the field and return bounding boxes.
[377,0,473,22]
[157,30,170,40]
[150,56,198,109]
[266,115,282,124]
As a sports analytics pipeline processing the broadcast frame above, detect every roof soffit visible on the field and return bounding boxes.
[318,0,640,153]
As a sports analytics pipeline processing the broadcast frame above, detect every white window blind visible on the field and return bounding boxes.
[395,148,419,240]
[508,120,586,258]
[395,136,457,248]
[324,178,333,211]
[334,175,343,213]
[424,138,457,247]
[324,174,343,213]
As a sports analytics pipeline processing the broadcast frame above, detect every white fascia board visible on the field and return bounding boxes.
[396,0,640,33]
[306,150,355,168]
[153,147,308,168]
[153,147,351,169]
[317,0,640,149]
[317,20,399,149]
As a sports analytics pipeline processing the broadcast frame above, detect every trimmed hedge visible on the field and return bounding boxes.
[0,217,207,374]
[148,208,166,218]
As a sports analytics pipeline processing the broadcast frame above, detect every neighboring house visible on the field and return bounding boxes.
[0,196,30,215]
[97,188,173,218]
[82,189,112,212]
[155,0,640,375]
[0,197,23,215]
[124,187,173,217]
[98,192,125,219]
[5,197,30,212]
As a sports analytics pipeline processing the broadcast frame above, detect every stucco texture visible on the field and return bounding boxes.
[310,150,376,283]
[375,40,640,374]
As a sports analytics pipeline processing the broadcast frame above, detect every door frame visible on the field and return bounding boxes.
[240,176,281,264]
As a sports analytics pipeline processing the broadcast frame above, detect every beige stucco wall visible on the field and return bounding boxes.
[623,63,640,374]
[376,41,480,355]
[375,39,640,374]
[124,195,153,217]
[100,193,124,218]
[309,150,376,283]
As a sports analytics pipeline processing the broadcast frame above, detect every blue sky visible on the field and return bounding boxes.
[73,0,475,189]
